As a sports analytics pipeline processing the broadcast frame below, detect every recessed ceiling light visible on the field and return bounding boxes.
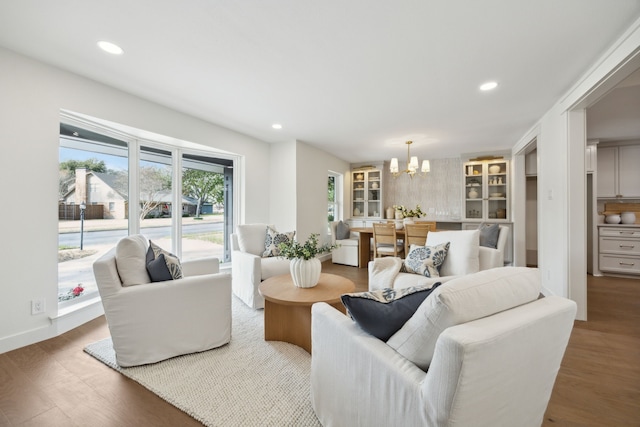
[97,41,124,55]
[272,123,283,130]
[480,81,498,91]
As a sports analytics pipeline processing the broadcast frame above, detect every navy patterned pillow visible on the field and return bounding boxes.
[341,284,442,341]
[263,226,295,257]
[401,242,450,277]
[146,251,173,282]
[149,240,183,280]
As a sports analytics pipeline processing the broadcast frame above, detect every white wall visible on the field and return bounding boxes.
[512,17,640,314]
[269,140,297,232]
[267,140,349,248]
[0,47,272,352]
[294,142,350,245]
[384,158,463,219]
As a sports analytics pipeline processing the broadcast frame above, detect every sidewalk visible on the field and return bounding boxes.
[58,215,224,233]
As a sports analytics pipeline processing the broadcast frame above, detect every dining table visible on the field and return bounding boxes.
[350,226,406,268]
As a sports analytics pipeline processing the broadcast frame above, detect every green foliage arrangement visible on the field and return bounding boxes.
[277,233,338,260]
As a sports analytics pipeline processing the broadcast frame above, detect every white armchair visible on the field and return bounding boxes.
[93,235,231,367]
[312,267,577,427]
[330,221,359,267]
[368,226,509,291]
[230,224,290,309]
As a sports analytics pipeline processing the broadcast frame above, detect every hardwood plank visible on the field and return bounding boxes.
[5,343,75,388]
[0,354,55,425]
[17,407,77,427]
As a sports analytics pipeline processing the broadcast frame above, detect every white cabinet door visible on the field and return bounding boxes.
[586,145,597,173]
[597,147,617,198]
[618,145,640,198]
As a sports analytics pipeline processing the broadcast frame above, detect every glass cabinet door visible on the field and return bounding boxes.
[352,171,366,217]
[487,160,508,221]
[464,162,484,220]
[366,169,381,218]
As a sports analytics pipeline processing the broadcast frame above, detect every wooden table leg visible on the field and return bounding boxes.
[358,232,372,268]
[263,300,348,353]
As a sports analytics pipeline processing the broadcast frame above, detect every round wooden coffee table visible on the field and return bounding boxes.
[258,273,355,353]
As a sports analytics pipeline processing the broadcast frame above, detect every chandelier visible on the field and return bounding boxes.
[389,141,430,178]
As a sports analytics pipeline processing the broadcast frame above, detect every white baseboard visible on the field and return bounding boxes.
[0,298,104,354]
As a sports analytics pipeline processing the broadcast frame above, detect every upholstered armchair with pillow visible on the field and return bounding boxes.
[230,224,292,309]
[312,267,577,427]
[368,226,509,291]
[330,221,359,267]
[92,234,231,367]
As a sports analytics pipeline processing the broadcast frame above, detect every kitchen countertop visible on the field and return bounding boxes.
[597,223,640,227]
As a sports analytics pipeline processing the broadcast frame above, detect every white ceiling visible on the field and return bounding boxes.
[1,0,639,163]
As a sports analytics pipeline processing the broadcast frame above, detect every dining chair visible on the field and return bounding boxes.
[404,222,436,255]
[373,222,404,258]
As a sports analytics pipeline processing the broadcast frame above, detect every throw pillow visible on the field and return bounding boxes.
[263,226,295,257]
[341,283,442,341]
[236,224,275,256]
[149,240,183,280]
[401,242,450,277]
[425,229,480,277]
[336,221,351,240]
[478,223,500,249]
[146,249,174,282]
[387,267,541,371]
[115,234,151,286]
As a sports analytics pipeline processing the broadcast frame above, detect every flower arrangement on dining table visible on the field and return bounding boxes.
[393,204,425,218]
[277,233,338,260]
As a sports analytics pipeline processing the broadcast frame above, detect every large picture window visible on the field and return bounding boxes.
[58,120,234,308]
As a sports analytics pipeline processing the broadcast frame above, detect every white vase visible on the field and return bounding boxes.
[290,258,321,288]
[605,214,620,224]
[395,211,403,220]
[403,218,415,227]
[468,188,479,199]
[621,212,636,224]
[386,207,395,219]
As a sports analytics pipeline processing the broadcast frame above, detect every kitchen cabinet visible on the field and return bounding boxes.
[598,225,640,276]
[463,159,509,222]
[597,145,640,198]
[351,167,383,220]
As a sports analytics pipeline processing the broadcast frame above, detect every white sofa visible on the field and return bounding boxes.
[368,226,508,291]
[93,235,231,367]
[230,224,291,309]
[311,267,577,427]
[330,221,359,267]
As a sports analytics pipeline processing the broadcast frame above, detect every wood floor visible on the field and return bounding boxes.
[1,264,638,426]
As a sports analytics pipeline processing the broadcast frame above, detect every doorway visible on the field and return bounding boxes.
[525,147,538,267]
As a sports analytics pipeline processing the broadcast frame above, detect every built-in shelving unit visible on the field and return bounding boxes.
[351,166,383,222]
[463,159,510,222]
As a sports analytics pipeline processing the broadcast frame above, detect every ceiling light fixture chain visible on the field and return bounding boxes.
[389,140,430,178]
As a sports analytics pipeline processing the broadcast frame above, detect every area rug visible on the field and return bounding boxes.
[84,297,321,427]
